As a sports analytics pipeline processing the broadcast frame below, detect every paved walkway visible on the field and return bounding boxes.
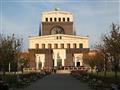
[18,74,92,90]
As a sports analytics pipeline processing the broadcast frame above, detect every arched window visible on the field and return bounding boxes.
[51,26,65,34]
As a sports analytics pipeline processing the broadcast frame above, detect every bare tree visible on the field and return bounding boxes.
[0,34,22,74]
[103,23,120,80]
[83,51,96,74]
[95,23,120,81]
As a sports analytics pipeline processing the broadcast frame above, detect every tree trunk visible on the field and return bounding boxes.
[114,65,118,83]
[104,70,106,78]
[104,57,107,78]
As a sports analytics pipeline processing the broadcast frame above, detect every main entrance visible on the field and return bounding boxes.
[53,49,66,68]
[57,59,62,67]
[56,53,62,69]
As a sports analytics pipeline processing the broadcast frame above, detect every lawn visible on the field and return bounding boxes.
[87,71,120,84]
[91,71,120,77]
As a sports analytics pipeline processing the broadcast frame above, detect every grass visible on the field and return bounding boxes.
[91,71,120,77]
[0,71,42,88]
[87,71,120,84]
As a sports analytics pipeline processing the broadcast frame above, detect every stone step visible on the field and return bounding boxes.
[56,70,71,74]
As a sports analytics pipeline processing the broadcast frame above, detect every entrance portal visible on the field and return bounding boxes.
[57,53,62,69]
[77,62,80,67]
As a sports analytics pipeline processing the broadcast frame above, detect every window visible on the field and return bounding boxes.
[50,18,52,22]
[54,44,58,49]
[48,44,52,49]
[63,18,65,22]
[73,43,76,48]
[59,18,61,22]
[61,44,64,49]
[79,43,83,48]
[46,18,48,22]
[59,36,62,39]
[67,18,70,22]
[56,36,58,39]
[35,44,39,49]
[42,44,45,49]
[67,44,70,48]
[54,18,57,22]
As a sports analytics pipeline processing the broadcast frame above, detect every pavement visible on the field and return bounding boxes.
[17,74,92,90]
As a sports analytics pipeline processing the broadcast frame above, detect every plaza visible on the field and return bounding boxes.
[17,73,91,90]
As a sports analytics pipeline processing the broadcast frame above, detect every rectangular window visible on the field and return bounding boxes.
[46,18,48,22]
[67,18,70,22]
[35,44,39,49]
[48,44,52,49]
[73,43,76,48]
[50,18,52,22]
[79,43,83,48]
[54,44,58,49]
[67,44,70,48]
[61,44,64,49]
[54,18,57,22]
[42,44,45,49]
[59,18,61,22]
[56,36,58,39]
[59,36,62,39]
[63,18,65,22]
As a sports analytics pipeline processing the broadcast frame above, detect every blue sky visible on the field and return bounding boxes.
[0,0,120,50]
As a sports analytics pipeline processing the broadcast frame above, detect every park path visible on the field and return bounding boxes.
[18,74,92,90]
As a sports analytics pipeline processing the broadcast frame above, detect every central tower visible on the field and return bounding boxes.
[40,9,74,36]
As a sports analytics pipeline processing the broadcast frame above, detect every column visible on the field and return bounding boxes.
[62,59,64,66]
[54,59,57,67]
[36,57,39,70]
[41,62,43,68]
[80,59,83,66]
[75,58,77,67]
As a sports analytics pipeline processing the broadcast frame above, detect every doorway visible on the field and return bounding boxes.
[77,62,80,67]
[38,62,42,69]
[57,58,62,69]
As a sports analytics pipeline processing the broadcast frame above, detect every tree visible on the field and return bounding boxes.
[0,34,22,74]
[95,23,120,81]
[19,52,30,73]
[83,50,104,76]
[103,23,120,80]
[83,51,96,74]
[95,44,109,77]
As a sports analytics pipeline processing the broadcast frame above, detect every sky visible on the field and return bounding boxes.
[0,0,120,51]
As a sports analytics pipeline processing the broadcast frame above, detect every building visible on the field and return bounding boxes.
[28,9,89,70]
